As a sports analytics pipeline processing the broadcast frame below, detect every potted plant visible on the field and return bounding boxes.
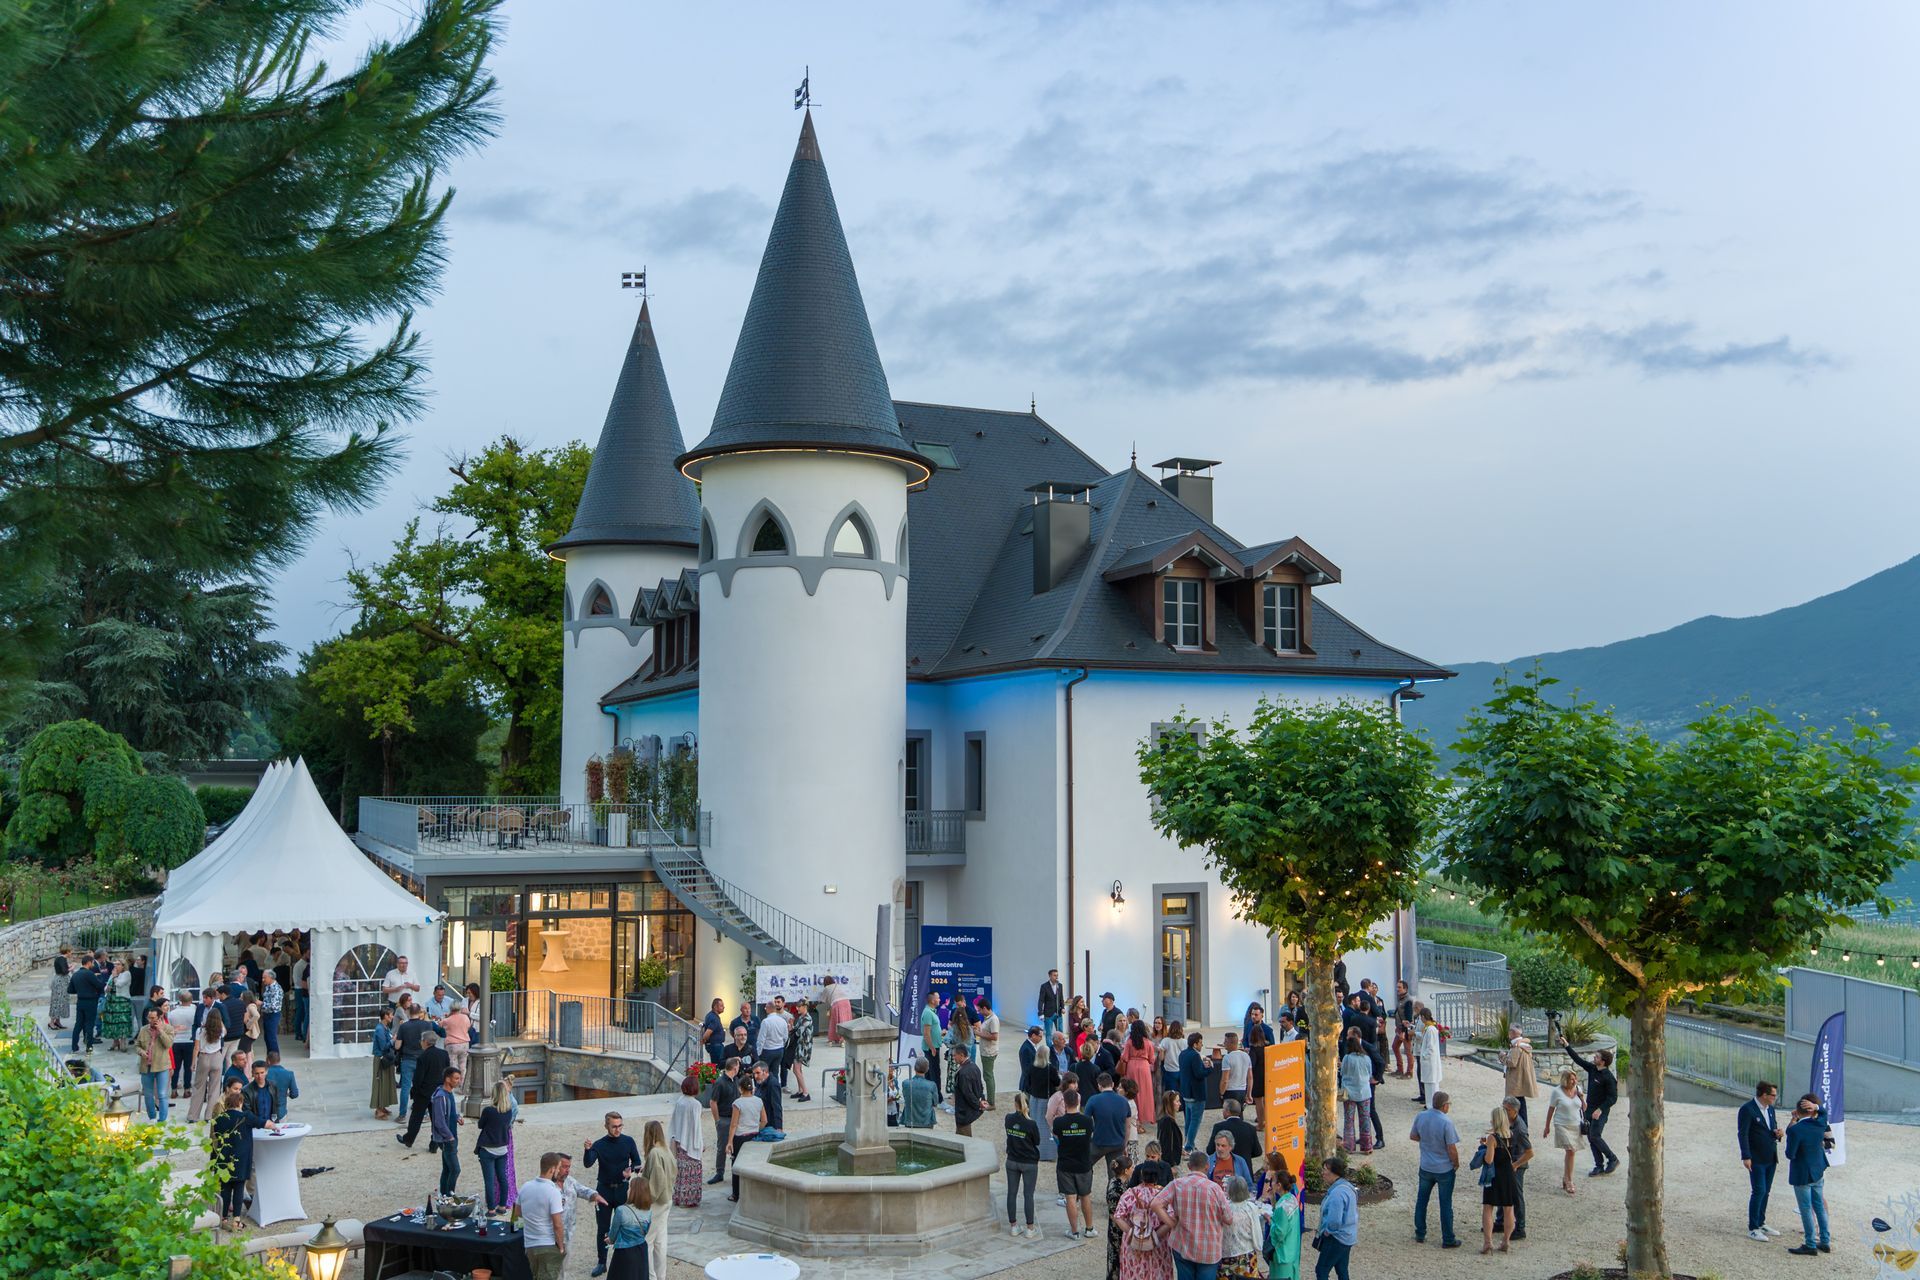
[633,955,669,1003]
[689,1060,720,1104]
[831,1067,849,1105]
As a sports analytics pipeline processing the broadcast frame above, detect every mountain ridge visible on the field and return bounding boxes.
[1405,553,1920,759]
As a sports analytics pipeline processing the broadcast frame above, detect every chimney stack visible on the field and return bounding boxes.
[1029,481,1093,593]
[1153,457,1220,523]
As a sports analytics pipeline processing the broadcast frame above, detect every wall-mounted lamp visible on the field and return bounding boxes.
[1110,881,1125,912]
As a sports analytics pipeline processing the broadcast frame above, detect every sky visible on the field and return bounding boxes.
[278,0,1920,667]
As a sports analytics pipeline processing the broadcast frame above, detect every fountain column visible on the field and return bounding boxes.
[836,1016,900,1174]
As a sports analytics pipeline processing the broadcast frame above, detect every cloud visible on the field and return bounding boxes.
[1295,0,1448,29]
[453,185,771,259]
[1568,323,1833,375]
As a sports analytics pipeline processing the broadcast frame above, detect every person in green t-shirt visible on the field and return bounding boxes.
[920,993,944,1103]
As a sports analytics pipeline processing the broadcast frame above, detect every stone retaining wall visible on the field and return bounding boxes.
[0,897,158,985]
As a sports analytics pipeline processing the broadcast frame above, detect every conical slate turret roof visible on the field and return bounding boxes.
[679,113,928,482]
[551,301,701,552]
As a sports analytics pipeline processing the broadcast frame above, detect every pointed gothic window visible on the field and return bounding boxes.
[587,585,614,616]
[831,512,875,558]
[750,515,788,555]
[699,514,716,563]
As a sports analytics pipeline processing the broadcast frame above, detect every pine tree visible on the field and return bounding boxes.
[0,0,503,706]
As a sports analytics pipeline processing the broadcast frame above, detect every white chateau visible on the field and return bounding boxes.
[364,114,1449,1029]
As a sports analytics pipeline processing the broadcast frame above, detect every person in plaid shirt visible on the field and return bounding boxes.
[258,968,285,1058]
[1152,1149,1234,1278]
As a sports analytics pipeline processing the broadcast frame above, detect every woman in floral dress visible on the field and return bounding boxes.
[1105,1149,1135,1280]
[1113,1163,1174,1280]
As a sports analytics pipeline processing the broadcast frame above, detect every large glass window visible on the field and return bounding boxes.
[963,732,986,817]
[1163,578,1202,648]
[1263,583,1300,652]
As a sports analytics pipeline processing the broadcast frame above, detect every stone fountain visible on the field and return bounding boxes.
[727,1015,999,1256]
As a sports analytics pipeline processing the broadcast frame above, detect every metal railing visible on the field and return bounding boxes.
[643,810,904,1018]
[4,1012,69,1079]
[1592,1013,1784,1096]
[905,810,966,856]
[1433,986,1513,1037]
[487,989,701,1087]
[358,798,710,861]
[1418,940,1511,993]
[1786,966,1920,1067]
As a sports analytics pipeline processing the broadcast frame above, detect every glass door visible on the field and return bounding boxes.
[1161,924,1192,1023]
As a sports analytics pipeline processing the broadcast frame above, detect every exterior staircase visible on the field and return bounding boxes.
[644,812,901,1010]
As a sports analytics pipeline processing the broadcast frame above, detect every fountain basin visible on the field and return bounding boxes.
[728,1132,999,1257]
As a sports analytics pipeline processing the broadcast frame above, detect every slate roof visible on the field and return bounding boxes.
[550,302,701,552]
[678,114,924,478]
[603,400,1449,705]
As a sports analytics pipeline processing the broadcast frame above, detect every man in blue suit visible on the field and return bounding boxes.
[1736,1080,1783,1240]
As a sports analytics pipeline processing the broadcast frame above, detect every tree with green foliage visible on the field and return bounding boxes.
[0,0,503,718]
[4,720,203,888]
[1139,699,1439,1167]
[194,786,255,828]
[0,1007,289,1280]
[341,437,589,793]
[2,545,285,764]
[272,638,487,824]
[1445,670,1919,1279]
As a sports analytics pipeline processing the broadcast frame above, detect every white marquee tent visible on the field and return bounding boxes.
[153,758,442,1058]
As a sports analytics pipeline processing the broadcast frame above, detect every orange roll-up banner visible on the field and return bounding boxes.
[1263,1041,1309,1178]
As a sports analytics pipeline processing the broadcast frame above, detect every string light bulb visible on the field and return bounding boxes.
[1876,956,1886,966]
[1841,951,1852,963]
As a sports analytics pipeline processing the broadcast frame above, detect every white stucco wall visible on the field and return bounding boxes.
[559,544,692,807]
[695,452,911,956]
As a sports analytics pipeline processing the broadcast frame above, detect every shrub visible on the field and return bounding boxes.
[194,785,254,827]
[1351,1163,1379,1187]
[76,918,140,951]
[1559,1011,1609,1046]
[489,962,518,993]
[1511,951,1587,1013]
[86,773,204,880]
[633,954,669,990]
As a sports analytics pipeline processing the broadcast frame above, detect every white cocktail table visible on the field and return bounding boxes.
[249,1121,312,1226]
[705,1254,800,1280]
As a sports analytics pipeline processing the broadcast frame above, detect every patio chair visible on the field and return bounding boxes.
[497,809,525,849]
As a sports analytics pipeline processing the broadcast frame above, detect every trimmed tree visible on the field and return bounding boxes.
[1445,670,1918,1279]
[3,719,202,887]
[1139,698,1438,1167]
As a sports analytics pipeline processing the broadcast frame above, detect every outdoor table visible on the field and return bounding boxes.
[705,1254,801,1280]
[363,1211,533,1280]
[248,1122,312,1226]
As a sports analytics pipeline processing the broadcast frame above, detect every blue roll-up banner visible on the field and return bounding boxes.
[920,925,994,1021]
[898,952,935,1065]
[1808,1010,1846,1165]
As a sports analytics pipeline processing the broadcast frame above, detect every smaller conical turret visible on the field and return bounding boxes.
[551,300,701,553]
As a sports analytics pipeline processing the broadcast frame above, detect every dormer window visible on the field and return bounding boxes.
[1263,583,1300,652]
[1162,578,1203,649]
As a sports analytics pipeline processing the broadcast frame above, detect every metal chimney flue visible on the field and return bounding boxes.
[1153,457,1220,523]
[1028,481,1093,594]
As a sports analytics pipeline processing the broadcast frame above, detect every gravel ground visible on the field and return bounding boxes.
[158,1055,1917,1279]
[11,959,1911,1279]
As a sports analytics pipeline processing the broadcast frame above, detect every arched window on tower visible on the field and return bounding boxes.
[830,511,875,558]
[699,514,717,563]
[896,516,910,569]
[586,585,614,616]
[750,514,788,555]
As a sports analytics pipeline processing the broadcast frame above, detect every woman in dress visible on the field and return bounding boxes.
[209,1085,273,1230]
[1154,1091,1182,1167]
[1113,1162,1174,1280]
[641,1118,674,1278]
[476,1080,516,1215]
[188,1009,226,1122]
[944,1004,974,1101]
[824,977,854,1044]
[369,1006,398,1120]
[1120,1024,1158,1127]
[1220,1175,1270,1278]
[1105,1149,1135,1280]
[669,1074,705,1208]
[1265,1162,1302,1280]
[788,998,814,1102]
[1067,996,1090,1053]
[1542,1068,1586,1195]
[48,947,72,1030]
[238,991,262,1064]
[100,961,134,1051]
[1477,1104,1520,1253]
[606,1177,652,1280]
[1119,1078,1141,1155]
[1417,1007,1445,1103]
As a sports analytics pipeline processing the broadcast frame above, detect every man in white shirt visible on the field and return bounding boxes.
[977,997,1001,1107]
[754,998,790,1083]
[1220,1032,1253,1106]
[519,1150,606,1280]
[1276,1015,1300,1044]
[382,957,422,1006]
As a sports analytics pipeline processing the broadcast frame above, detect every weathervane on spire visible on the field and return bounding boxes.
[795,67,814,111]
[621,267,649,301]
